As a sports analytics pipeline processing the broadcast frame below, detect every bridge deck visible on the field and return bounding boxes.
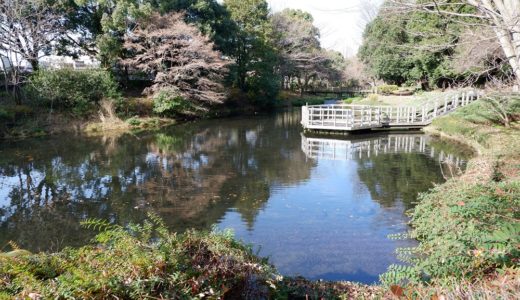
[301,90,481,132]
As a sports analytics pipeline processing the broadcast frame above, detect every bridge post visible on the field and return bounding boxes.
[444,96,449,113]
[421,107,426,123]
[434,101,438,116]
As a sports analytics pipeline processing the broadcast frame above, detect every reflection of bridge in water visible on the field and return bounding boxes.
[301,134,466,167]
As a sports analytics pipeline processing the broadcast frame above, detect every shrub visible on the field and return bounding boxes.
[343,97,363,104]
[480,93,520,127]
[0,105,33,121]
[377,84,399,95]
[367,93,379,102]
[381,180,520,285]
[26,68,121,115]
[0,107,11,120]
[0,216,280,299]
[152,87,195,117]
[126,116,141,126]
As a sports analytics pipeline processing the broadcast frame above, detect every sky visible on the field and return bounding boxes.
[267,0,384,56]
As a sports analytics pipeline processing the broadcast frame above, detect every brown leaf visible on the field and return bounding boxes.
[390,285,404,297]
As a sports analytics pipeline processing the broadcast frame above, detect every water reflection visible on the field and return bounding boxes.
[0,111,312,252]
[301,134,469,209]
[0,110,471,283]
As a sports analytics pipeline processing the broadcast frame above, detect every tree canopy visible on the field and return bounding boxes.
[359,0,518,88]
[2,0,347,112]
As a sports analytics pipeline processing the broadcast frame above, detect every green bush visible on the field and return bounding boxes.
[26,68,121,115]
[0,216,280,299]
[0,108,11,120]
[343,96,363,104]
[153,87,194,117]
[367,93,379,102]
[377,85,399,95]
[126,116,142,126]
[382,180,520,285]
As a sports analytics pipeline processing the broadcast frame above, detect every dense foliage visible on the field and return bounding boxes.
[223,0,281,106]
[0,216,280,299]
[358,1,492,88]
[381,98,520,286]
[26,69,121,115]
[382,181,520,285]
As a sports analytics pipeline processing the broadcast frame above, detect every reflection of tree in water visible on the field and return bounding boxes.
[356,153,445,209]
[0,110,314,251]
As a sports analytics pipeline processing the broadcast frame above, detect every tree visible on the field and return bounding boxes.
[59,0,238,66]
[57,0,153,66]
[344,56,377,88]
[0,0,63,70]
[389,0,520,86]
[121,12,229,114]
[272,9,344,94]
[358,12,411,85]
[156,0,238,54]
[359,1,492,88]
[224,0,280,104]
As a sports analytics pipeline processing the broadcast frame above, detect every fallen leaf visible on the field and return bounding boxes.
[390,285,404,297]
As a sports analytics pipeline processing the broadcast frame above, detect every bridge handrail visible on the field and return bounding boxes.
[301,89,483,130]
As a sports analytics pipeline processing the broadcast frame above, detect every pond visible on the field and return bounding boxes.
[0,110,472,283]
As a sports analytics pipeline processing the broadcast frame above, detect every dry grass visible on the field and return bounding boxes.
[400,270,520,300]
[355,91,449,107]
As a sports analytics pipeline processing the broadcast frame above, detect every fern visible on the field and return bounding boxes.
[7,241,20,251]
[147,212,169,238]
[387,232,411,240]
[81,218,121,232]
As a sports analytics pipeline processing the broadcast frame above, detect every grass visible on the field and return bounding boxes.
[353,90,464,107]
[380,95,520,297]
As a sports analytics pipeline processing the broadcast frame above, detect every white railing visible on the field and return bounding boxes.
[301,134,466,167]
[301,90,482,131]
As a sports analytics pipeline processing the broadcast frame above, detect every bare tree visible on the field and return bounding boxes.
[344,56,378,88]
[388,0,520,86]
[0,0,63,71]
[121,12,230,112]
[272,9,343,94]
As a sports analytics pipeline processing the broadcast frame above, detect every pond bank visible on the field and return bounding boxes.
[382,100,519,298]
[0,93,331,140]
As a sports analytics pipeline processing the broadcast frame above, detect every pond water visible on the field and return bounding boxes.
[0,110,471,283]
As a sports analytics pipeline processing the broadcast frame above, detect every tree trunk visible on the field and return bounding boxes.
[472,0,520,86]
[29,59,39,72]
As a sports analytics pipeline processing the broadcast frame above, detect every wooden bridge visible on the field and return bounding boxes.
[301,90,482,132]
[301,134,466,168]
